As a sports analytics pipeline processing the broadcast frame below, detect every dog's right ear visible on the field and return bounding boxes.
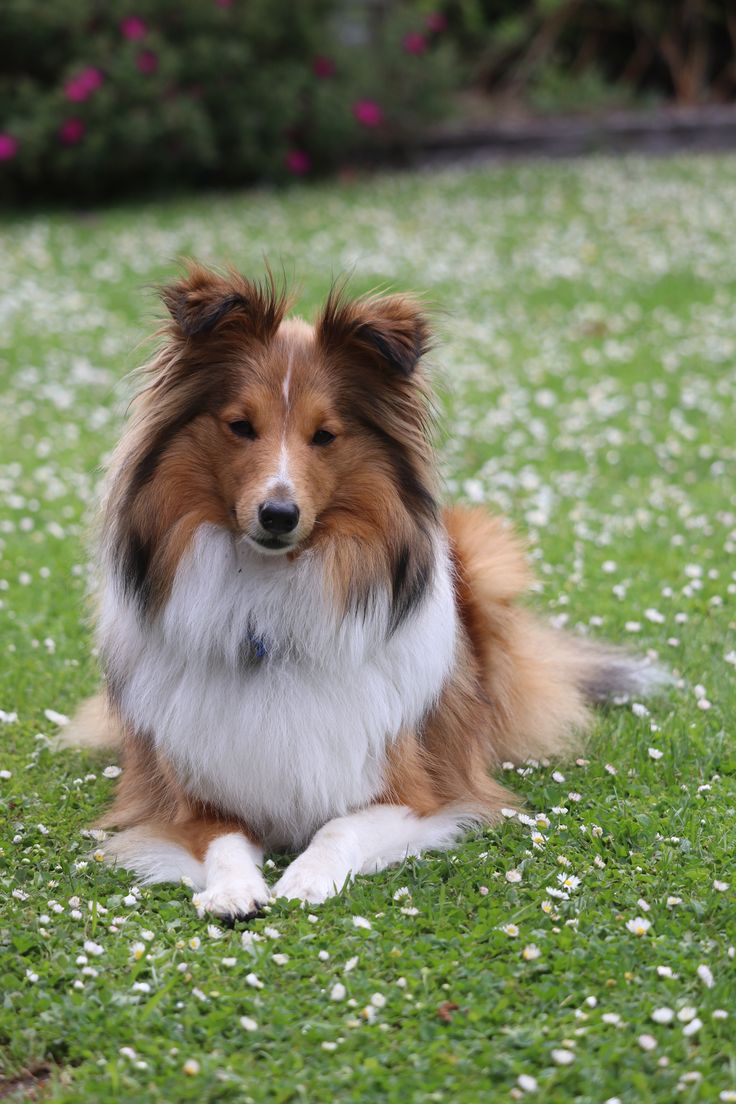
[159,262,289,341]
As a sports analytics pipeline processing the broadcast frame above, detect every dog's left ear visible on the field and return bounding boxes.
[317,289,432,377]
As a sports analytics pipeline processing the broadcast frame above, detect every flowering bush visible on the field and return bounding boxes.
[0,0,457,203]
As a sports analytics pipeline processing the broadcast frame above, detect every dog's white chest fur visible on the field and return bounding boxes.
[100,525,457,848]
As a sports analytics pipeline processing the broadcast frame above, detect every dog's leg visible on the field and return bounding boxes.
[273,805,468,905]
[192,830,269,922]
[103,822,269,922]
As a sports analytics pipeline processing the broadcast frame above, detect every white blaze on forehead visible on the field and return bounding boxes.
[277,317,313,405]
[282,350,293,406]
[262,353,294,495]
[265,318,314,496]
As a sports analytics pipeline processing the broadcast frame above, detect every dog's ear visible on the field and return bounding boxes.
[317,288,432,377]
[160,262,288,341]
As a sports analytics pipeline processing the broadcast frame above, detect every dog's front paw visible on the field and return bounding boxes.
[273,855,350,905]
[193,879,269,923]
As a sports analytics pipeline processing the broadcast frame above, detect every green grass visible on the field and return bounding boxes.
[1,156,735,1103]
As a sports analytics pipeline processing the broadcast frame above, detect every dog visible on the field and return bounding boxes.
[64,263,665,920]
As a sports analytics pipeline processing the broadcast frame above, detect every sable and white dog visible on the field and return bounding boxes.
[65,264,663,920]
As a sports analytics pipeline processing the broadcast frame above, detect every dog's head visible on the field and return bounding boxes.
[106,263,438,618]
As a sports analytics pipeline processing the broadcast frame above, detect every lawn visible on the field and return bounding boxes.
[0,155,734,1104]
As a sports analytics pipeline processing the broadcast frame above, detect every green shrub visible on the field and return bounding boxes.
[0,0,457,203]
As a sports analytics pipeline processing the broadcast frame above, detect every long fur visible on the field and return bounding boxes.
[64,263,666,912]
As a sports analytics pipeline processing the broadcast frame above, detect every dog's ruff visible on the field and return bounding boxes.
[100,523,458,851]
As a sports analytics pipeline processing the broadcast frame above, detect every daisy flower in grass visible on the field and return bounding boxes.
[557,873,581,891]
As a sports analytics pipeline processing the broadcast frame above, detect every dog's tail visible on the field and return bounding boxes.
[571,639,671,705]
[55,692,123,751]
[445,505,671,767]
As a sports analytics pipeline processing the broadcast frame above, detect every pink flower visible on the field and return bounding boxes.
[313,55,335,79]
[136,50,158,74]
[285,149,310,175]
[402,32,427,55]
[64,67,103,102]
[352,100,383,128]
[0,133,19,161]
[120,16,147,40]
[59,118,85,146]
[65,79,84,102]
[425,12,447,33]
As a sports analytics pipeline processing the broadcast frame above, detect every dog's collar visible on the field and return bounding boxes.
[243,632,268,663]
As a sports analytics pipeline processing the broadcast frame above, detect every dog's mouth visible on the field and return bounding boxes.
[254,535,291,551]
[245,532,299,556]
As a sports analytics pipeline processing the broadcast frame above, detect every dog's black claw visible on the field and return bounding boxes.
[221,904,266,928]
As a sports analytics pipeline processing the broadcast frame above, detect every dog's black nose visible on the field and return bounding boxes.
[258,500,300,535]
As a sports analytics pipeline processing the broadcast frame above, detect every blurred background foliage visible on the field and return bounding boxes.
[0,0,456,202]
[0,0,733,204]
[451,0,735,113]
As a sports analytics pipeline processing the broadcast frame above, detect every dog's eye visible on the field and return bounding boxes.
[229,420,257,440]
[312,429,335,446]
